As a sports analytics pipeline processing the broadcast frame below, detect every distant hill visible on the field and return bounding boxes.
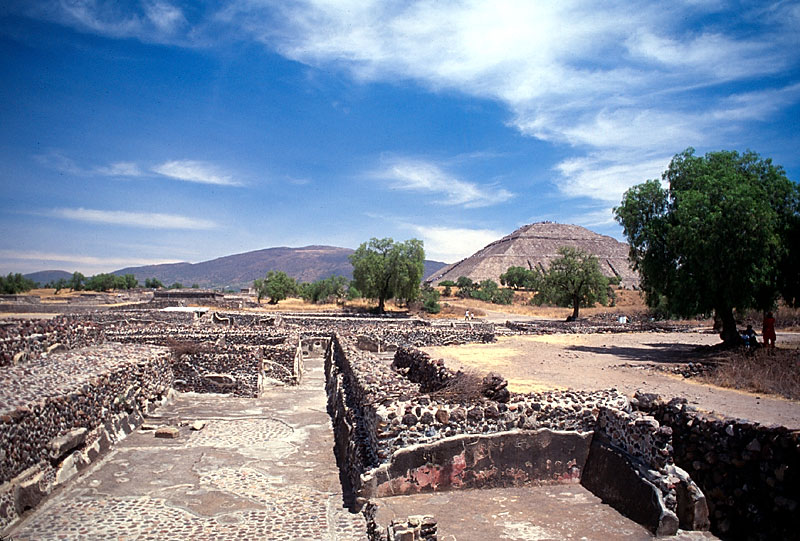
[428,222,639,289]
[113,245,448,291]
[23,270,73,285]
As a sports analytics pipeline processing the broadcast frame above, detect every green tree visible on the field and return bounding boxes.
[144,277,164,289]
[536,246,609,319]
[500,266,540,290]
[85,273,118,291]
[52,278,68,294]
[299,275,349,304]
[0,273,37,294]
[349,237,425,313]
[258,271,297,304]
[69,272,85,291]
[614,148,799,344]
[420,284,441,314]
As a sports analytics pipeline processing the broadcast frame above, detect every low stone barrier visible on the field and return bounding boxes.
[634,394,799,540]
[582,406,709,535]
[0,343,173,531]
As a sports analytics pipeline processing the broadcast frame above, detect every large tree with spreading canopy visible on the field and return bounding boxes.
[614,148,799,344]
[349,237,425,313]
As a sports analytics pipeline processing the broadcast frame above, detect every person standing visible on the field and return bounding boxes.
[762,311,776,349]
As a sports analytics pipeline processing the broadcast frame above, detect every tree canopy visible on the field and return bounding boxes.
[534,246,610,319]
[298,275,349,304]
[499,266,541,290]
[255,271,297,304]
[0,273,37,294]
[614,148,799,343]
[349,237,425,313]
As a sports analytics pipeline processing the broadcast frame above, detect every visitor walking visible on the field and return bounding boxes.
[762,312,776,350]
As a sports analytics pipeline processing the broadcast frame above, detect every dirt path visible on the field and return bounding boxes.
[423,331,800,429]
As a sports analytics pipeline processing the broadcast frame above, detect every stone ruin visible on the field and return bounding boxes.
[0,310,797,540]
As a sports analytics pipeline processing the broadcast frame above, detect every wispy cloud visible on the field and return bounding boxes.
[0,249,181,268]
[10,0,192,45]
[15,1,800,207]
[375,158,512,208]
[94,161,144,177]
[406,224,504,263]
[35,152,243,186]
[46,208,218,230]
[152,160,243,186]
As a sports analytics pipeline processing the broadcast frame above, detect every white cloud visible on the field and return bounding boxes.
[47,208,218,230]
[11,0,190,44]
[16,1,800,207]
[375,158,512,208]
[0,249,181,269]
[152,160,242,186]
[555,153,671,203]
[407,225,504,263]
[94,162,143,177]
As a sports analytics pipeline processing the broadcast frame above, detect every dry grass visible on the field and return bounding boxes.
[699,347,800,400]
[429,367,485,401]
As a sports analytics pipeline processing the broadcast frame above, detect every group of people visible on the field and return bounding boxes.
[741,312,776,349]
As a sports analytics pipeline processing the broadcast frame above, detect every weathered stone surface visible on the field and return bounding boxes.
[13,470,47,515]
[154,426,180,439]
[581,438,679,536]
[47,427,88,460]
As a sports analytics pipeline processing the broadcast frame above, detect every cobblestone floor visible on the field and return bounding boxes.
[8,357,367,540]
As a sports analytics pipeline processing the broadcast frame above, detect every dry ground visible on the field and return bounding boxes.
[423,331,800,429]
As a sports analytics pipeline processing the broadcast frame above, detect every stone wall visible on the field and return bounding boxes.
[635,395,799,540]
[0,317,105,367]
[0,343,173,531]
[325,338,629,507]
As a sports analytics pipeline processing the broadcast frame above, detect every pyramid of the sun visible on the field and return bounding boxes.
[427,222,640,289]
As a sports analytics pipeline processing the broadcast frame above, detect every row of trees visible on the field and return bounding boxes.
[251,238,426,312]
[439,246,615,318]
[44,273,188,293]
[0,273,38,294]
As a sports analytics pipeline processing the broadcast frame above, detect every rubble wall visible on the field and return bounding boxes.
[636,398,799,540]
[0,343,173,531]
[325,338,628,506]
[0,317,105,367]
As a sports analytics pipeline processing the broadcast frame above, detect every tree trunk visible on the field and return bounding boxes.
[572,297,580,319]
[378,297,385,314]
[717,307,739,345]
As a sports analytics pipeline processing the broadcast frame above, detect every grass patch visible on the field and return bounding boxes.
[699,348,800,400]
[429,368,486,401]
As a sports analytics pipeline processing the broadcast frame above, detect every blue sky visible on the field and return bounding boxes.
[1,1,798,275]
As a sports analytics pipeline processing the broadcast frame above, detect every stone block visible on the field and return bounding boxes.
[47,427,88,460]
[155,426,180,439]
[13,470,47,515]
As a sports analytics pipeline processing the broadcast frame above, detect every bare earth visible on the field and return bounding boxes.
[424,331,800,429]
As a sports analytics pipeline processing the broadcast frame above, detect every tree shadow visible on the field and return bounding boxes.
[566,342,710,364]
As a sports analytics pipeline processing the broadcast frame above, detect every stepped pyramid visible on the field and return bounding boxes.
[427,222,640,288]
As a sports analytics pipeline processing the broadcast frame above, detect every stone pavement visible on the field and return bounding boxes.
[7,353,719,541]
[7,356,366,540]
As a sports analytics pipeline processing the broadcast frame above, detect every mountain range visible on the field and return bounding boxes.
[25,246,448,291]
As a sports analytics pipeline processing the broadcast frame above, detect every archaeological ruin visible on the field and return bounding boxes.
[0,301,797,540]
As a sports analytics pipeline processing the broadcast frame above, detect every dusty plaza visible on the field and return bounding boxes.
[0,291,797,541]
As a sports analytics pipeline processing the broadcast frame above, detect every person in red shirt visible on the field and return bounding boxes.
[762,312,776,349]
